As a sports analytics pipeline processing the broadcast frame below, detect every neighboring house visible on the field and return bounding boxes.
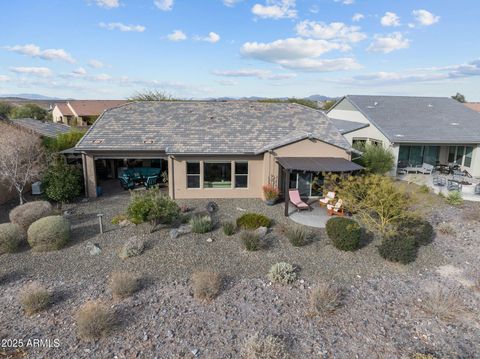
[465,102,480,113]
[328,95,480,176]
[52,100,127,126]
[75,101,361,201]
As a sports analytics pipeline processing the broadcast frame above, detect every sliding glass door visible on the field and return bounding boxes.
[398,145,440,166]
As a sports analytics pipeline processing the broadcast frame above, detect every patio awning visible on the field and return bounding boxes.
[277,157,363,172]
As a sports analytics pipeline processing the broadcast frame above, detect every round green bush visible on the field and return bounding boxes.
[27,216,70,252]
[236,213,271,230]
[378,235,417,264]
[396,217,434,246]
[0,223,23,254]
[9,201,53,234]
[325,217,361,251]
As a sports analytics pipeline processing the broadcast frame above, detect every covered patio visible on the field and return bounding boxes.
[277,156,363,227]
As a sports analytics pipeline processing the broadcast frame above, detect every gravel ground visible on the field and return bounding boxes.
[1,191,479,358]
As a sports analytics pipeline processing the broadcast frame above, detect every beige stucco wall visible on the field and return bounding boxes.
[52,106,63,123]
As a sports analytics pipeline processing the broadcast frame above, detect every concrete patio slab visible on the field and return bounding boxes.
[288,201,330,228]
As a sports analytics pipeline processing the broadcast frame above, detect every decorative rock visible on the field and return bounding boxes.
[206,201,218,214]
[254,226,268,238]
[206,237,213,243]
[119,219,133,227]
[119,236,145,259]
[178,224,192,235]
[169,229,179,239]
[86,242,102,256]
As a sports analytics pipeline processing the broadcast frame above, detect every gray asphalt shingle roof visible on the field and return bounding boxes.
[345,95,480,144]
[13,118,71,138]
[75,101,351,154]
[328,118,369,134]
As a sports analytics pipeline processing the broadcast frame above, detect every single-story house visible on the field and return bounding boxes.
[327,95,480,176]
[75,101,362,203]
[465,102,480,113]
[52,100,127,126]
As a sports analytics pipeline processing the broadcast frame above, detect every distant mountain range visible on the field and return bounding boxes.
[0,93,62,100]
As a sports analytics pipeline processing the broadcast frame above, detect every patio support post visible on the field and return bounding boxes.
[284,168,290,217]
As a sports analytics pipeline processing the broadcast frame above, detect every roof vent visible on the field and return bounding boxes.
[374,102,378,106]
[143,139,155,144]
[450,122,459,126]
[395,134,404,137]
[92,139,104,144]
[428,104,433,108]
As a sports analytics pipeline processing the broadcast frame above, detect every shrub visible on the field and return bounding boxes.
[262,184,280,201]
[418,185,430,194]
[309,283,342,316]
[437,223,455,236]
[27,215,70,252]
[325,217,361,251]
[191,271,222,301]
[42,158,83,203]
[9,201,53,234]
[127,188,180,225]
[285,225,309,247]
[42,130,86,152]
[419,287,468,323]
[111,213,128,225]
[76,300,116,339]
[237,213,271,230]
[20,282,52,315]
[0,223,22,254]
[446,190,463,205]
[241,231,261,251]
[268,262,297,285]
[378,235,417,264]
[396,217,434,246]
[222,221,236,236]
[190,215,213,234]
[118,236,144,259]
[355,143,394,175]
[109,272,140,299]
[241,333,288,359]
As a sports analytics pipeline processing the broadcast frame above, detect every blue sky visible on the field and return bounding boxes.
[0,0,479,100]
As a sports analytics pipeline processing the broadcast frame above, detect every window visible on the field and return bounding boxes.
[204,162,231,188]
[352,139,366,150]
[464,146,473,167]
[235,162,248,188]
[455,146,465,164]
[370,140,382,146]
[448,146,456,163]
[186,162,200,188]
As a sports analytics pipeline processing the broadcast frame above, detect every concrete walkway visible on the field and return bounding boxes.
[288,201,329,228]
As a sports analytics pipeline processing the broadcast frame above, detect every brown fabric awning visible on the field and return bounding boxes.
[277,157,363,172]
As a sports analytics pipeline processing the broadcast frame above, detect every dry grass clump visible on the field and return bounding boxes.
[191,271,222,301]
[308,283,342,316]
[0,223,23,254]
[241,333,289,359]
[9,201,53,234]
[76,300,116,339]
[418,287,469,322]
[109,272,140,299]
[437,223,455,236]
[20,282,52,315]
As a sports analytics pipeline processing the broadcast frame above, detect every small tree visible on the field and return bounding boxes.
[127,90,177,102]
[11,104,48,120]
[356,143,395,175]
[0,122,45,204]
[322,100,336,111]
[451,92,466,103]
[43,157,83,203]
[326,174,414,235]
[0,102,13,119]
[42,130,86,153]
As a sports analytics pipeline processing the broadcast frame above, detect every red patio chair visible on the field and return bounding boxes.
[289,189,312,212]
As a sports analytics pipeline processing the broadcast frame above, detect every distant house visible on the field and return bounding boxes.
[465,102,480,113]
[52,100,127,126]
[328,95,480,176]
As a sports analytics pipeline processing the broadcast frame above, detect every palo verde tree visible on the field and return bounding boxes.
[127,89,177,102]
[355,143,395,175]
[451,92,466,103]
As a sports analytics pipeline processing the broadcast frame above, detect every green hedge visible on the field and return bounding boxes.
[236,213,271,230]
[325,217,361,251]
[396,217,434,246]
[378,235,418,264]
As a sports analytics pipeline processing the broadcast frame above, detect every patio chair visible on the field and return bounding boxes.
[119,176,135,190]
[289,189,311,212]
[319,191,335,206]
[144,175,159,189]
[447,180,462,192]
[417,163,435,175]
[327,199,344,217]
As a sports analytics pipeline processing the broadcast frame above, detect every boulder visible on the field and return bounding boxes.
[169,229,179,239]
[119,236,145,259]
[254,226,268,239]
[86,242,102,255]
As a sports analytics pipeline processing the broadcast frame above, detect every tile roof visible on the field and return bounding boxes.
[465,102,480,113]
[55,100,127,117]
[328,118,369,134]
[344,95,480,144]
[56,102,74,116]
[75,101,352,154]
[13,118,71,138]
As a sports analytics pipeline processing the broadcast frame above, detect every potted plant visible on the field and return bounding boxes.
[262,184,280,205]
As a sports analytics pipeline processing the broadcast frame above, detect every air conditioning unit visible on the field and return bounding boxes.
[32,181,43,195]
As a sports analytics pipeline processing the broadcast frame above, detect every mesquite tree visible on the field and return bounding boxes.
[0,121,46,204]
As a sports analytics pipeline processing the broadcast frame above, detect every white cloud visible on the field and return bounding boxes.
[94,73,112,81]
[154,0,173,11]
[10,67,52,77]
[99,22,145,32]
[334,0,354,5]
[352,13,364,22]
[88,59,104,68]
[72,67,87,75]
[223,0,242,6]
[367,32,410,53]
[213,68,296,80]
[412,9,440,26]
[195,32,221,43]
[251,0,297,19]
[5,44,75,63]
[216,79,239,86]
[381,12,400,27]
[276,58,361,72]
[167,30,187,41]
[295,21,367,43]
[95,0,119,8]
[0,75,9,82]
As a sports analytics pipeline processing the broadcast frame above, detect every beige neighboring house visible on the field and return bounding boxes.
[328,95,480,177]
[52,100,127,126]
[74,101,362,211]
[465,102,480,112]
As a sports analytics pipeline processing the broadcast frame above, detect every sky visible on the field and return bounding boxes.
[0,0,479,100]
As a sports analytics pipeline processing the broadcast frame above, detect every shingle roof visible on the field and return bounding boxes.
[13,118,71,138]
[328,118,369,134]
[345,95,480,144]
[75,101,352,154]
